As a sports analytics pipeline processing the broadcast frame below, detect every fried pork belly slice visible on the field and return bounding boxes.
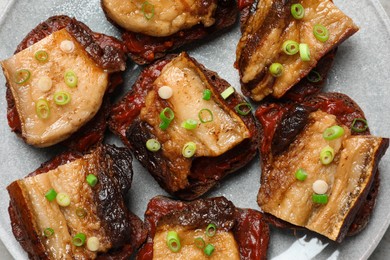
[257,108,389,242]
[109,52,259,200]
[1,15,126,149]
[7,144,146,259]
[137,196,270,260]
[236,0,359,101]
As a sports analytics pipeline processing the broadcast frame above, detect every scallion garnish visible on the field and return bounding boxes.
[146,139,161,152]
[56,192,71,207]
[14,69,31,84]
[159,107,175,130]
[141,1,155,20]
[313,24,329,42]
[54,91,71,105]
[323,125,344,140]
[194,237,205,249]
[167,231,181,252]
[206,223,217,237]
[307,70,322,83]
[45,188,57,201]
[64,70,78,88]
[34,50,48,62]
[86,174,98,187]
[43,228,54,238]
[312,180,329,194]
[198,109,213,123]
[203,89,211,100]
[35,99,50,119]
[204,244,215,256]
[282,40,299,55]
[76,208,87,218]
[182,142,196,158]
[181,119,198,130]
[269,63,283,77]
[72,233,87,247]
[87,236,100,251]
[351,118,368,133]
[221,86,235,100]
[295,168,308,181]
[235,102,252,116]
[320,145,334,165]
[158,85,173,99]
[299,43,311,61]
[312,194,329,204]
[291,3,305,19]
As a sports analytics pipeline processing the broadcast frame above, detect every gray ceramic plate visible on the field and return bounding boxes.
[0,0,389,259]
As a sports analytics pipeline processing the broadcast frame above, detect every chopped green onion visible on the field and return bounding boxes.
[14,69,31,84]
[204,244,215,256]
[87,236,100,251]
[146,139,161,152]
[45,188,57,201]
[351,118,368,133]
[36,99,50,119]
[76,208,87,218]
[56,192,71,207]
[142,1,155,20]
[206,223,217,237]
[159,107,174,130]
[198,109,213,123]
[323,125,345,140]
[313,24,329,42]
[320,145,334,165]
[194,237,205,249]
[295,168,308,181]
[86,174,98,187]
[282,40,299,55]
[182,142,196,158]
[269,63,284,77]
[34,50,48,62]
[299,43,311,61]
[312,194,329,204]
[181,119,198,130]
[72,233,87,247]
[167,231,181,252]
[43,228,54,238]
[203,89,211,100]
[221,86,235,99]
[307,70,322,83]
[53,91,71,105]
[235,102,252,116]
[291,3,305,19]
[64,70,78,88]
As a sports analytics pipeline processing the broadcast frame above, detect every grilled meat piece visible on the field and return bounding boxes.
[109,52,259,200]
[7,144,146,259]
[236,0,358,101]
[137,196,269,260]
[1,15,126,150]
[102,0,238,64]
[256,93,389,242]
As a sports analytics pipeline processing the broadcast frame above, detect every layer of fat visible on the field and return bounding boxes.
[153,225,240,260]
[1,28,108,147]
[102,0,217,37]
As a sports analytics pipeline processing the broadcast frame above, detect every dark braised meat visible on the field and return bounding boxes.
[1,15,126,150]
[109,52,259,200]
[255,93,389,242]
[137,196,269,260]
[236,0,358,101]
[101,0,238,64]
[7,144,146,259]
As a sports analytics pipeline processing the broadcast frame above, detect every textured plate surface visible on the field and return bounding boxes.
[0,0,389,259]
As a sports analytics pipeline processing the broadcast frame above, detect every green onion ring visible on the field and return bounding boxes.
[299,43,311,61]
[194,237,205,249]
[203,89,211,100]
[306,70,322,83]
[351,118,368,133]
[86,174,98,187]
[181,119,198,130]
[53,91,71,105]
[43,228,54,238]
[235,102,252,116]
[182,142,196,158]
[221,86,235,100]
[64,70,78,88]
[141,1,155,20]
[282,40,299,55]
[14,69,31,84]
[291,3,305,19]
[159,107,175,130]
[34,50,49,62]
[320,145,334,165]
[35,99,50,119]
[206,223,217,237]
[313,24,329,42]
[295,168,308,181]
[312,194,329,204]
[204,244,215,256]
[323,125,345,140]
[76,208,87,218]
[73,233,87,247]
[56,192,71,207]
[45,188,57,201]
[146,139,161,152]
[269,63,284,77]
[198,109,213,123]
[167,231,181,252]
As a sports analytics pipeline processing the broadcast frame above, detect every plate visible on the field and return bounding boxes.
[0,0,389,259]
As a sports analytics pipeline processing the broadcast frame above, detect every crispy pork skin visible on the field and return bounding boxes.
[137,196,269,260]
[1,15,126,150]
[256,93,389,242]
[102,0,237,64]
[7,144,146,259]
[236,0,358,101]
[109,52,259,200]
